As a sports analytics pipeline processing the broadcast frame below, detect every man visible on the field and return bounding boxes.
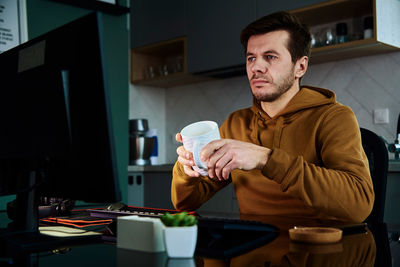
[171,11,374,222]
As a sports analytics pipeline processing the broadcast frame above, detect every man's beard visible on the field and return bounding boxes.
[251,66,295,102]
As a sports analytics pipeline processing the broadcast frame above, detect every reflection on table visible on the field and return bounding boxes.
[196,214,377,267]
[0,212,395,266]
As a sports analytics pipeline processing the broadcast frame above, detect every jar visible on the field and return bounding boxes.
[363,16,373,39]
[336,22,348,44]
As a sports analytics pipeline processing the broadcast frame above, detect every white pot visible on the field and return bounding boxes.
[163,225,198,258]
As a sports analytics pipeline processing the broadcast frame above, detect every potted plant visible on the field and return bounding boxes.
[160,212,198,258]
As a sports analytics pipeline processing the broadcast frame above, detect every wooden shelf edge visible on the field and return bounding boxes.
[312,38,376,53]
[290,0,372,26]
[291,0,350,14]
[133,37,186,53]
[131,72,214,88]
[310,39,399,64]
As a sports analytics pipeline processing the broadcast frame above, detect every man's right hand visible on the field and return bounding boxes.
[176,133,201,177]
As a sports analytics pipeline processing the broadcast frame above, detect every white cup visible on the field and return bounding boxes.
[180,121,220,176]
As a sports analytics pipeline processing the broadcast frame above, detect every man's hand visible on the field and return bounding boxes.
[200,139,272,180]
[175,133,201,177]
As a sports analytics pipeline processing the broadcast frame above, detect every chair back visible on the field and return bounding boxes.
[360,128,389,223]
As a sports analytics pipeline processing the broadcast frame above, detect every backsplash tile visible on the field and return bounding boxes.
[129,85,166,163]
[130,52,400,163]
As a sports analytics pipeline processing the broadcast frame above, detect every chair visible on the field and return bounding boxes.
[360,128,389,224]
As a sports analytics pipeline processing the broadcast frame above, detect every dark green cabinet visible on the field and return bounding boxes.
[131,0,186,48]
[256,0,328,18]
[186,0,255,75]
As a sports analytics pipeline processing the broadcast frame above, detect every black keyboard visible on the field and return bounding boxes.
[89,205,278,233]
[197,217,279,232]
[88,205,196,219]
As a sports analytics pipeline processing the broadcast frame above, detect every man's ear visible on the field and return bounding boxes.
[295,56,308,79]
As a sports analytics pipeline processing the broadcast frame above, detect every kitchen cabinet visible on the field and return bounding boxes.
[127,165,239,214]
[130,37,212,87]
[130,0,400,87]
[186,0,255,76]
[256,0,326,18]
[291,0,400,64]
[127,166,175,209]
[130,0,186,48]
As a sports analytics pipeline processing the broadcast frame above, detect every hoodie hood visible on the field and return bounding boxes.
[251,86,337,120]
[250,86,337,148]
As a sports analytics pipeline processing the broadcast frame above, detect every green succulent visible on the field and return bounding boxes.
[160,212,197,227]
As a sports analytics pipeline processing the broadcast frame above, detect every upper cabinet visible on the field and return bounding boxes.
[131,0,186,48]
[291,0,400,64]
[131,0,400,88]
[186,0,255,76]
[256,0,326,17]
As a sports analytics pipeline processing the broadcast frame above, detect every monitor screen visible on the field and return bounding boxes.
[0,12,121,233]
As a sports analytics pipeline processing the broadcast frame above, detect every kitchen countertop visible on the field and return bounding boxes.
[128,164,174,172]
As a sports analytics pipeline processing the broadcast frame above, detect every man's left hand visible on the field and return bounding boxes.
[200,139,272,180]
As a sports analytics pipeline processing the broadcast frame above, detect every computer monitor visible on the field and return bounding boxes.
[0,12,121,246]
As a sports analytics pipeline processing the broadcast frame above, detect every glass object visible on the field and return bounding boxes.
[319,27,335,46]
[311,33,317,48]
[364,16,373,39]
[336,22,348,44]
[145,66,155,78]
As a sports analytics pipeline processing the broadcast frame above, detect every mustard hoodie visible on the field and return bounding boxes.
[171,86,374,222]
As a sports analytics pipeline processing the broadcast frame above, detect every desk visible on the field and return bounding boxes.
[0,212,399,266]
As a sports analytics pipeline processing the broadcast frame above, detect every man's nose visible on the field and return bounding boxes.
[250,58,267,73]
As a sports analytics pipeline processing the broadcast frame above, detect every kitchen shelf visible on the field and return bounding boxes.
[291,0,372,26]
[291,0,400,64]
[310,38,399,64]
[131,37,212,88]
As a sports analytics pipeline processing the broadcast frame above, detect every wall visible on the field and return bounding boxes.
[129,85,166,163]
[130,51,400,164]
[0,0,130,210]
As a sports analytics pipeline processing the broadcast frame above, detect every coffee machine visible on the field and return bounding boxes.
[129,119,155,165]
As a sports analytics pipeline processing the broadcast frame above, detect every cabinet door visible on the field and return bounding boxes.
[187,0,255,74]
[131,0,186,48]
[127,171,175,209]
[256,0,326,18]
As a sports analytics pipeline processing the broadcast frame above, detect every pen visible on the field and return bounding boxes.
[335,223,368,235]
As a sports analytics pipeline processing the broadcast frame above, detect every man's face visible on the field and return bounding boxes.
[246,30,296,102]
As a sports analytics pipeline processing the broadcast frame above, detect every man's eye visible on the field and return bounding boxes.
[265,55,276,60]
[247,57,255,62]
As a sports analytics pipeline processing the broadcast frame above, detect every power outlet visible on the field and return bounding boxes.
[374,108,389,124]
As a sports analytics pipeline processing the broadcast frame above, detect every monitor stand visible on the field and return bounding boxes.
[0,171,102,262]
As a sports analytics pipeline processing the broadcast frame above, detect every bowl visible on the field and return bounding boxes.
[289,226,342,244]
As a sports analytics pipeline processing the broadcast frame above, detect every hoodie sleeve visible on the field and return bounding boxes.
[262,105,374,222]
[171,160,230,211]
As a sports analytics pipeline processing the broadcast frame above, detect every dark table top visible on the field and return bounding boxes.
[0,211,399,266]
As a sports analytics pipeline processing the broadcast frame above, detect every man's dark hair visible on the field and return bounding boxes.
[240,11,311,63]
